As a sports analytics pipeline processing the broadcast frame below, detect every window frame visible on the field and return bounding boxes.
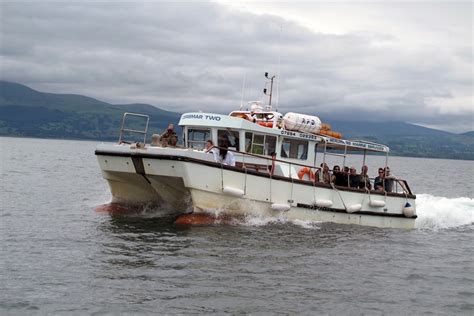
[218,129,240,151]
[245,132,277,156]
[187,128,211,150]
[281,137,309,160]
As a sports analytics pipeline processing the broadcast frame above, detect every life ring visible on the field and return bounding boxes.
[298,167,315,181]
[234,113,252,121]
[257,121,273,128]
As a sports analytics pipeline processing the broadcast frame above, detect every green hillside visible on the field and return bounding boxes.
[0,81,473,160]
[0,81,180,141]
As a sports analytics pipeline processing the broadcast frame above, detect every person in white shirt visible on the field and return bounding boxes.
[218,143,236,166]
[204,139,219,162]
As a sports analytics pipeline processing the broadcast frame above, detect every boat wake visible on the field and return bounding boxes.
[95,193,473,230]
[415,194,474,230]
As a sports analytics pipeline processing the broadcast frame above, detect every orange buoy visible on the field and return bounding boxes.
[257,121,273,128]
[319,130,342,139]
[297,167,315,181]
[320,123,332,131]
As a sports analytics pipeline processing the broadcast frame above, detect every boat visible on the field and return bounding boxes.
[95,76,416,229]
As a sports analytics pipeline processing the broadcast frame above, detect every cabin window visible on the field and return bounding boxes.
[218,129,240,151]
[281,138,308,160]
[187,128,210,150]
[245,132,277,156]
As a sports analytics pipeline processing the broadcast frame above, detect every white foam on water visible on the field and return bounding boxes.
[241,214,321,230]
[415,194,474,230]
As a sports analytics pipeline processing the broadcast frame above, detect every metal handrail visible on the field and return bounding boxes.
[118,112,150,144]
[211,145,413,195]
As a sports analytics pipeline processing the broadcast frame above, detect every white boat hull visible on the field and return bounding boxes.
[96,144,416,229]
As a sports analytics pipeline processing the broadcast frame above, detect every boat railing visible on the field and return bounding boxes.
[212,146,413,196]
[118,112,150,144]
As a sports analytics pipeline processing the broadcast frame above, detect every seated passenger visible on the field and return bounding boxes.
[349,167,360,188]
[316,163,331,184]
[204,139,219,162]
[384,167,395,192]
[151,134,160,146]
[374,168,385,191]
[218,143,236,167]
[332,165,346,186]
[341,166,350,187]
[358,165,372,190]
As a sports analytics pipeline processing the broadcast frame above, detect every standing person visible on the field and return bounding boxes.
[374,167,385,191]
[204,139,219,162]
[159,123,178,147]
[358,165,372,190]
[218,142,235,167]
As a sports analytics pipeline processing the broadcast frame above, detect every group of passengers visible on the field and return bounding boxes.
[316,163,395,192]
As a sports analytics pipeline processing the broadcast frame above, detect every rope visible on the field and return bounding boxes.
[331,183,347,211]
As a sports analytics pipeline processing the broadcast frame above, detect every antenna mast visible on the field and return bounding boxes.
[263,72,276,106]
[240,73,246,110]
[275,23,283,112]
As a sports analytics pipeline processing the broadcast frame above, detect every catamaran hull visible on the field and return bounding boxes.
[189,189,415,229]
[96,146,416,229]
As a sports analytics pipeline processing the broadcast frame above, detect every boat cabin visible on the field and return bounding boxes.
[178,108,389,168]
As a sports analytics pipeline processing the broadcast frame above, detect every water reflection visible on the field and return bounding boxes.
[95,214,194,272]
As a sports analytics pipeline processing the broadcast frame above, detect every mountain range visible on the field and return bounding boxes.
[0,81,472,160]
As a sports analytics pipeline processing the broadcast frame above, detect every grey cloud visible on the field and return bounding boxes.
[0,1,472,132]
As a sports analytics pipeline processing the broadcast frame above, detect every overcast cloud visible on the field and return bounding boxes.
[0,1,472,132]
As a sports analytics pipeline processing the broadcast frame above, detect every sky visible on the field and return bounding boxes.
[0,0,472,132]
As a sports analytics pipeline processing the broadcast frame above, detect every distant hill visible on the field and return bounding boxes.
[327,120,473,160]
[0,81,181,141]
[0,81,473,160]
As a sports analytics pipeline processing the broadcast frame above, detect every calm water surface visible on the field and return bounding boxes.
[1,137,473,314]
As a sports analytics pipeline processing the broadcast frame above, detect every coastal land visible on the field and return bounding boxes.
[1,81,472,160]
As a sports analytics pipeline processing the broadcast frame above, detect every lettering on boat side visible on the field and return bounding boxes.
[298,133,319,141]
[280,130,297,137]
[328,137,386,152]
[182,114,222,121]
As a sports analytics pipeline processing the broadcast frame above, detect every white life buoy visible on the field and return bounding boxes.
[346,204,362,213]
[222,186,244,197]
[314,199,333,208]
[271,203,291,212]
[369,200,386,207]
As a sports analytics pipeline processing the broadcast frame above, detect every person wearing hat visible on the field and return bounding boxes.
[159,123,178,147]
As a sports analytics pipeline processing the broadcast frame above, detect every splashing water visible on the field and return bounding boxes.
[415,194,474,230]
[96,194,473,230]
[241,214,321,230]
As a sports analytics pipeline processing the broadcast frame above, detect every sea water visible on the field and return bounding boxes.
[0,137,473,314]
